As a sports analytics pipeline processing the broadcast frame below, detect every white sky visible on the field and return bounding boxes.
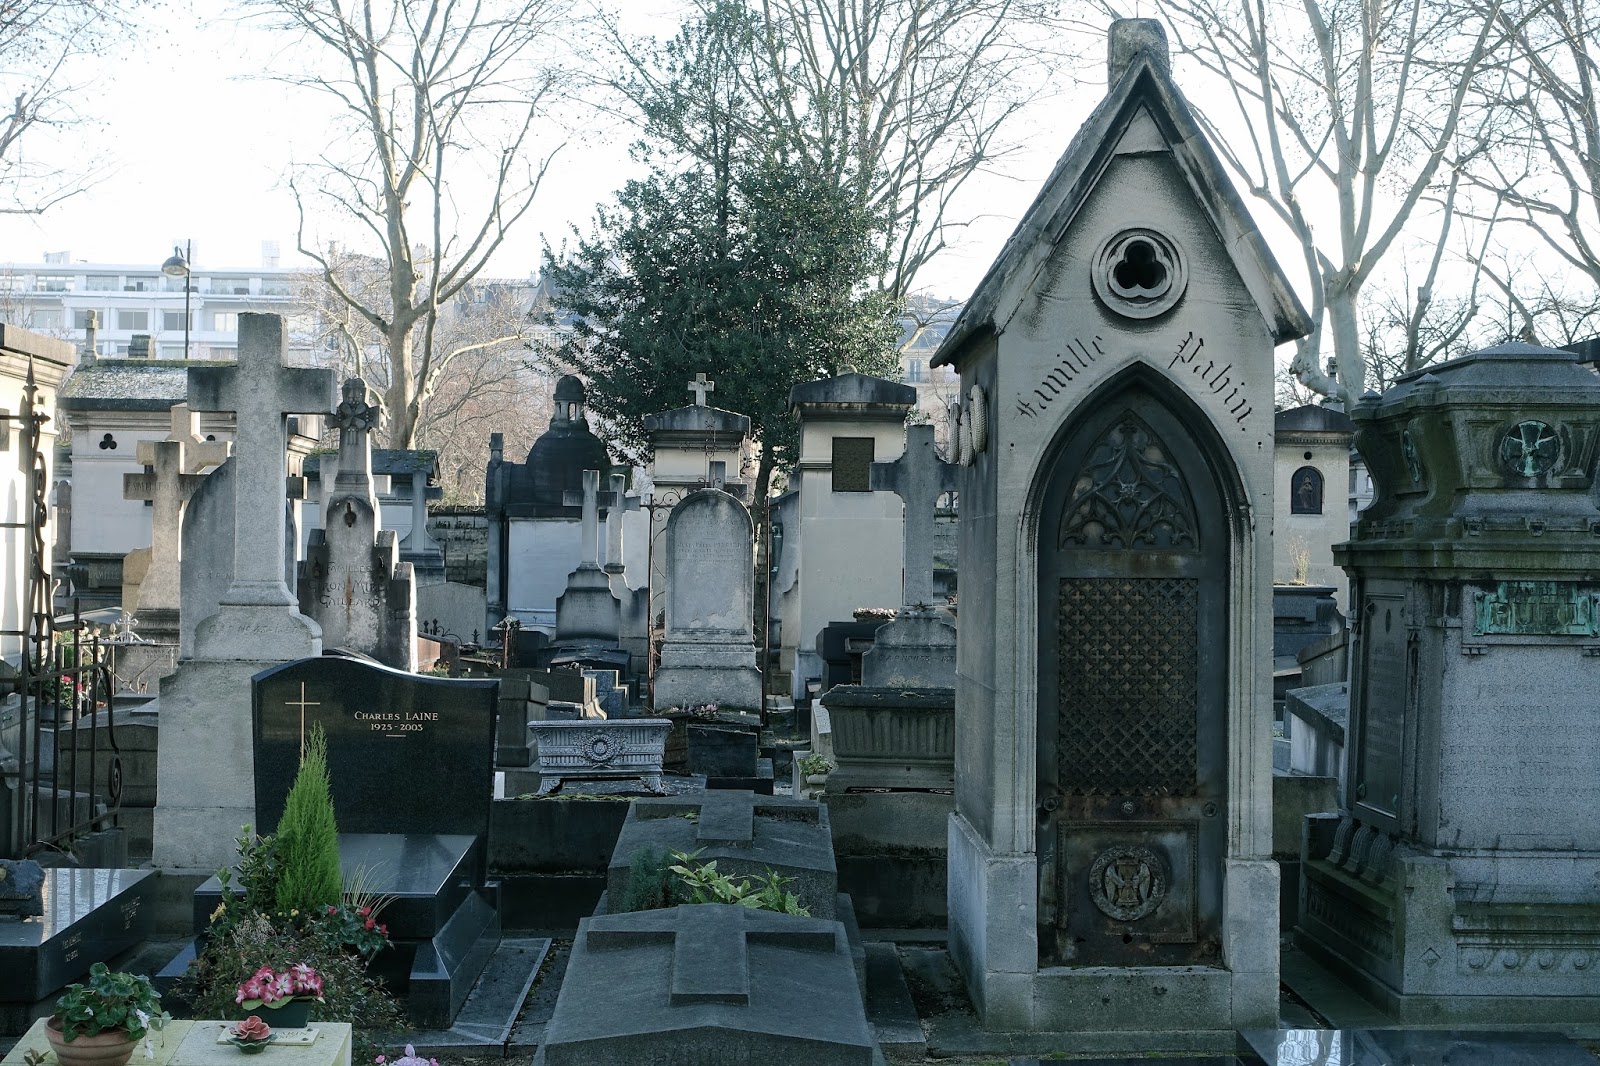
[0,0,1093,301]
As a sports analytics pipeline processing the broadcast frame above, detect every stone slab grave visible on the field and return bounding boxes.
[528,719,670,794]
[607,792,839,921]
[173,656,501,1030]
[535,904,873,1066]
[0,866,155,1027]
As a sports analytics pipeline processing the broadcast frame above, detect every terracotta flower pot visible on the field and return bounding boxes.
[44,1018,139,1066]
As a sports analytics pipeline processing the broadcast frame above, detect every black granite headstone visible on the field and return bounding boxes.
[252,657,498,838]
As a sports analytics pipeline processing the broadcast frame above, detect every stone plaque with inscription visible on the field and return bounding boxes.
[1354,591,1408,823]
[252,656,498,838]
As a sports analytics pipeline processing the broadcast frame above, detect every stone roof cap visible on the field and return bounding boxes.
[932,33,1312,368]
[0,324,75,366]
[788,372,916,412]
[643,405,751,437]
[1275,403,1354,435]
[59,359,197,410]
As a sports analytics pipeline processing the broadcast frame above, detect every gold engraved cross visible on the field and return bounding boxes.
[286,681,320,755]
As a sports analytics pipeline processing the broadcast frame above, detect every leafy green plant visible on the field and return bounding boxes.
[666,850,809,916]
[52,963,170,1041]
[274,725,342,914]
[797,753,833,776]
[619,848,684,912]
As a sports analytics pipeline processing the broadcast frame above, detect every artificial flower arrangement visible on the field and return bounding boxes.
[236,964,326,1012]
[226,1016,273,1054]
[373,1046,438,1066]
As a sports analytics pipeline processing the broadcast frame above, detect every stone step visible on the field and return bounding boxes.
[392,937,551,1058]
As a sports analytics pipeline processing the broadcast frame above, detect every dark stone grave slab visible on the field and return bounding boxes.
[686,722,758,778]
[0,868,154,1003]
[535,904,873,1066]
[607,792,836,919]
[1238,1029,1600,1065]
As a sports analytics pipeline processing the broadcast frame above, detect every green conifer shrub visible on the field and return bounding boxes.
[273,725,342,913]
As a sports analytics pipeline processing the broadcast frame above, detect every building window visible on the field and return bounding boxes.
[31,309,63,329]
[212,312,239,332]
[213,277,251,295]
[73,309,99,330]
[117,309,149,331]
[832,437,875,492]
[162,311,190,331]
[1291,466,1323,515]
[34,275,72,292]
[906,359,924,383]
[85,275,118,292]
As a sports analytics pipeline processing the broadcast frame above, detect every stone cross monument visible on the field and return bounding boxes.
[122,439,205,640]
[298,378,417,669]
[871,424,959,609]
[554,469,623,650]
[166,402,231,472]
[152,313,335,871]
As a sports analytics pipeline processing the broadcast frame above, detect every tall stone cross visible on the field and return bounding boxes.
[603,472,640,575]
[688,373,715,407]
[871,424,959,608]
[123,440,206,614]
[330,377,379,505]
[562,469,615,568]
[167,402,231,473]
[585,904,834,1008]
[187,313,334,609]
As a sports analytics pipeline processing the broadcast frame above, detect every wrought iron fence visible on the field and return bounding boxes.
[1,362,122,859]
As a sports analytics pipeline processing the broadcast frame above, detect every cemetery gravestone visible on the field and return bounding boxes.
[122,439,205,642]
[553,470,623,652]
[298,378,418,669]
[933,20,1307,1036]
[652,489,762,712]
[152,314,335,871]
[537,904,873,1066]
[247,656,500,1027]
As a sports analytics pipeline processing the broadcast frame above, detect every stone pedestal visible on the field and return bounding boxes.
[859,610,956,689]
[653,638,762,712]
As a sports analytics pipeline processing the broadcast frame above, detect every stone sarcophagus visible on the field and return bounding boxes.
[530,719,670,794]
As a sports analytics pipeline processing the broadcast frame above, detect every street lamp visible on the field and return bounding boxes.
[160,241,191,359]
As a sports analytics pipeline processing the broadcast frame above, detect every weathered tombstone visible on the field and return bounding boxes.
[0,866,155,1015]
[122,440,205,643]
[552,469,623,652]
[152,314,336,871]
[933,20,1310,1036]
[538,904,873,1066]
[652,489,762,712]
[608,793,839,920]
[241,655,500,1027]
[1296,341,1600,1023]
[298,378,418,669]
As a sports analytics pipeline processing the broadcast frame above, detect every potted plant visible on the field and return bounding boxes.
[235,963,324,1029]
[226,1016,273,1055]
[46,963,169,1066]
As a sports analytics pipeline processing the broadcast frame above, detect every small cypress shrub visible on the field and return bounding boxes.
[619,848,681,912]
[274,724,342,914]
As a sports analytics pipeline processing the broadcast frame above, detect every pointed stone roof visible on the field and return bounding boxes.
[932,21,1312,368]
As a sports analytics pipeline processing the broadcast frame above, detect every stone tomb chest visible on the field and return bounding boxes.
[187,656,499,1028]
[536,904,873,1066]
[0,866,155,1017]
[607,792,838,920]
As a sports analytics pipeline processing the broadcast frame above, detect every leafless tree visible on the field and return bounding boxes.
[0,0,139,214]
[607,0,1070,304]
[1099,0,1523,401]
[253,0,572,449]
[297,252,548,501]
[1463,0,1600,300]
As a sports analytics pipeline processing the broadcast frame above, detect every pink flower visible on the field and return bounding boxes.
[374,1058,385,1064]
[232,1017,272,1042]
[364,918,375,930]
[327,905,339,916]
[358,906,372,917]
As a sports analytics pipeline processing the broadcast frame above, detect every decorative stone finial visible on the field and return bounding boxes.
[1108,18,1169,83]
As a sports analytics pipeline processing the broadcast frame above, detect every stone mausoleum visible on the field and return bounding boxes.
[931,21,1310,1040]
[1297,340,1600,1023]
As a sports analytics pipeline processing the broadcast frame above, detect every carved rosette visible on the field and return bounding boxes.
[581,730,627,766]
[1088,844,1169,922]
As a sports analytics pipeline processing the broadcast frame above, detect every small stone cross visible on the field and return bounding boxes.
[604,472,640,575]
[124,440,206,613]
[562,469,616,568]
[871,424,959,608]
[584,904,836,1008]
[187,313,334,608]
[331,377,379,499]
[167,402,230,473]
[687,373,715,407]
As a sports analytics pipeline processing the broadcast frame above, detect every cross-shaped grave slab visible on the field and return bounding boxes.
[124,440,206,616]
[870,423,959,608]
[540,903,873,1065]
[688,372,716,407]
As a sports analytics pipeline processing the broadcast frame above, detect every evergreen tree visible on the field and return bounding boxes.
[274,725,342,914]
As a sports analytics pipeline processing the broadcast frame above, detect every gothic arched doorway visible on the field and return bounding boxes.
[1035,382,1229,967]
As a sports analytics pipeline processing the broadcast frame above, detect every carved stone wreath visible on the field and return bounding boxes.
[1088,844,1169,922]
[581,730,626,766]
